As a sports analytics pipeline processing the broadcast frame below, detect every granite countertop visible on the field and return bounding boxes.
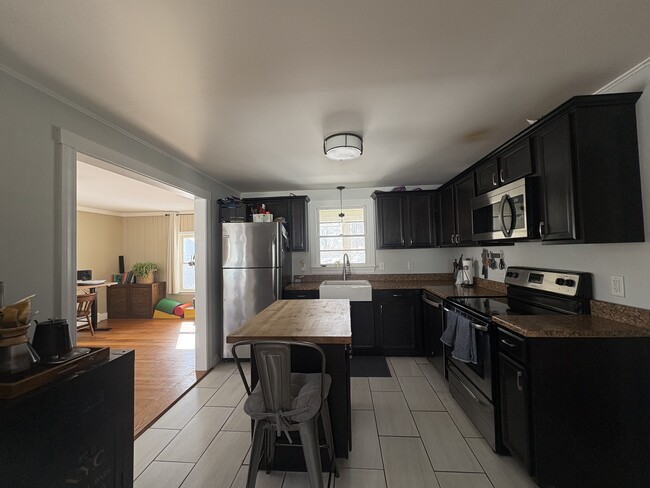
[285,279,506,298]
[226,299,351,345]
[493,314,650,338]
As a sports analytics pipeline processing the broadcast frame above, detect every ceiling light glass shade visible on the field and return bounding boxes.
[324,133,363,161]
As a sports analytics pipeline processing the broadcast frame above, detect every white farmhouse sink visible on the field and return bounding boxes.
[319,280,372,302]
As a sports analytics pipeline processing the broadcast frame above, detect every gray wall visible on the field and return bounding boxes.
[0,69,233,364]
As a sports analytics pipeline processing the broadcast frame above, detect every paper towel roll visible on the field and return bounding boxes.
[462,258,474,285]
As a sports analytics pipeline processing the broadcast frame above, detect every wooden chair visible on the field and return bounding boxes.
[77,293,96,335]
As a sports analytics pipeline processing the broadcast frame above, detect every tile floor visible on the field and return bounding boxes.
[134,357,539,488]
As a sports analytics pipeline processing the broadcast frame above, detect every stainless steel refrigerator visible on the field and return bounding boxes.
[222,222,291,358]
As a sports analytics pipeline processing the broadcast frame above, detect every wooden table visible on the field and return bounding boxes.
[227,299,352,471]
[77,282,117,330]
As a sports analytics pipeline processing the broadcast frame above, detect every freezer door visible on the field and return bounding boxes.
[222,222,283,269]
[222,267,282,358]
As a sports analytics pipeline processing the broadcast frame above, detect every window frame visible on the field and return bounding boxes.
[309,198,376,274]
[177,231,196,293]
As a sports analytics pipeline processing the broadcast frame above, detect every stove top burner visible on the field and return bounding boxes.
[448,297,511,318]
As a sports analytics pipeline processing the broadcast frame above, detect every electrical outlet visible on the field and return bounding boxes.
[378,262,385,271]
[611,276,625,297]
[407,261,414,270]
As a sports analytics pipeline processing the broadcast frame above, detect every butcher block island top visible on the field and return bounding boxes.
[226,299,352,345]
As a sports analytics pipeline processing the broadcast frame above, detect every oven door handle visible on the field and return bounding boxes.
[457,376,490,406]
[422,294,441,308]
[471,322,489,332]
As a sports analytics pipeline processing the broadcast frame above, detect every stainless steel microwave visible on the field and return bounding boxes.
[471,178,535,241]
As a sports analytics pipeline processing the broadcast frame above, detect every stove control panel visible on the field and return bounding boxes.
[505,267,583,296]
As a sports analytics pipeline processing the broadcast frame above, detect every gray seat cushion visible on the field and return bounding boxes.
[244,372,331,423]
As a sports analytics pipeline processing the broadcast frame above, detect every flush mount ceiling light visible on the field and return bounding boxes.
[324,133,363,161]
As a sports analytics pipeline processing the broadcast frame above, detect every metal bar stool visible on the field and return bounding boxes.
[232,340,339,488]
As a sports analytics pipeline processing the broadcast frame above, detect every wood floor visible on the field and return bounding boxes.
[77,318,206,437]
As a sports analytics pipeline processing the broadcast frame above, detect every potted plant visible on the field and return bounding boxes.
[132,262,158,284]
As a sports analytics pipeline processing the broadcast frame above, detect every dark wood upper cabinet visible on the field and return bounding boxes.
[475,157,499,195]
[438,174,475,246]
[438,186,456,246]
[455,174,475,245]
[475,140,533,195]
[375,193,406,248]
[373,190,436,249]
[533,94,644,244]
[500,139,533,184]
[243,195,310,251]
[535,115,576,241]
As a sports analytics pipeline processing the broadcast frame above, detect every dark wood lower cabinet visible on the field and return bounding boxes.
[374,290,423,356]
[498,352,531,470]
[498,328,650,487]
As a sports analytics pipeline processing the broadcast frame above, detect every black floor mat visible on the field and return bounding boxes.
[350,356,391,377]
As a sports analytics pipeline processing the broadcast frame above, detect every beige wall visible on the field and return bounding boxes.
[77,211,124,314]
[76,213,195,315]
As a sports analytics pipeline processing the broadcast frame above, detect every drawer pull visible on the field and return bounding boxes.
[501,339,517,348]
[458,377,489,406]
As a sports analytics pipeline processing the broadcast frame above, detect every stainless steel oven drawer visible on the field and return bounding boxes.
[448,363,496,451]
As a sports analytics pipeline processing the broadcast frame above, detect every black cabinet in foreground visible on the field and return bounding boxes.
[0,351,135,488]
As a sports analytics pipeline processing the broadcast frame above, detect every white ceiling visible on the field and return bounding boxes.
[77,156,194,214]
[2,1,650,192]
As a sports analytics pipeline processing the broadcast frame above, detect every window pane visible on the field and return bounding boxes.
[320,222,342,236]
[349,251,366,264]
[347,222,365,235]
[320,251,345,265]
[182,237,195,262]
[182,264,195,290]
[347,237,365,250]
[320,236,343,250]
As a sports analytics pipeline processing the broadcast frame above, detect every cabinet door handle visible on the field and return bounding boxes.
[501,339,517,348]
[456,234,461,244]
[539,221,546,238]
[451,234,455,244]
[492,173,498,186]
[499,169,506,183]
[516,371,524,392]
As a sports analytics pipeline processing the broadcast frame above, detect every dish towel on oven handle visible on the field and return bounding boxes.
[440,310,478,364]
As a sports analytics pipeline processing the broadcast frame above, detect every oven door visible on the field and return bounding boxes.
[443,307,493,401]
[471,178,529,241]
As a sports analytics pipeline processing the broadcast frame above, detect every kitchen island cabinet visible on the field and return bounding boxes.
[227,299,351,470]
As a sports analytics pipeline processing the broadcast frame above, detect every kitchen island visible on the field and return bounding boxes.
[227,299,352,471]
